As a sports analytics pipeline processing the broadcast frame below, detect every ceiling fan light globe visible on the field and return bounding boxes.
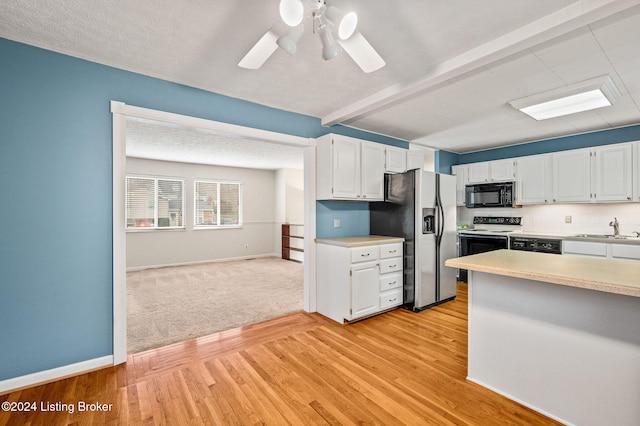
[325,6,358,40]
[319,25,343,60]
[322,44,343,60]
[277,24,304,56]
[279,0,304,27]
[338,12,358,40]
[277,36,297,56]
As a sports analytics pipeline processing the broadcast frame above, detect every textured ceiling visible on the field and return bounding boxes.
[126,118,305,170]
[2,0,640,163]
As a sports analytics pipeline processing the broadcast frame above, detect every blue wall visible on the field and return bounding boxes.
[0,37,406,381]
[457,124,640,164]
[316,201,370,238]
[434,150,460,174]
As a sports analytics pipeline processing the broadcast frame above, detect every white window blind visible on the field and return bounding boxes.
[126,176,184,229]
[195,181,242,227]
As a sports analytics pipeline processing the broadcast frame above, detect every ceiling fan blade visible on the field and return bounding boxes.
[238,29,279,69]
[338,31,385,73]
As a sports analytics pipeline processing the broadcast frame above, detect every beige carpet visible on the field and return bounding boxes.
[126,257,304,353]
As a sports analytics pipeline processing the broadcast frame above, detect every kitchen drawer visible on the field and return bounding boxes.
[379,243,403,259]
[351,246,379,263]
[379,257,402,274]
[563,241,607,257]
[379,289,403,309]
[380,272,403,291]
[611,244,640,261]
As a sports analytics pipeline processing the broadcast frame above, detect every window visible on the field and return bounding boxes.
[126,176,185,229]
[195,180,242,228]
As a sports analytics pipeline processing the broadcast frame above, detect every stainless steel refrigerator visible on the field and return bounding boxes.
[370,169,457,311]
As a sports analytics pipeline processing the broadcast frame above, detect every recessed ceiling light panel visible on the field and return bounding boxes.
[509,75,622,120]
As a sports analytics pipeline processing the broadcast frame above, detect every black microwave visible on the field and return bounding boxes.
[465,182,514,208]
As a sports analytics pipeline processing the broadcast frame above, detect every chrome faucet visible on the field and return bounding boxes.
[609,217,619,236]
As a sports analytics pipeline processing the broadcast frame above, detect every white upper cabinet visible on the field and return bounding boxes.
[635,142,640,202]
[385,146,407,173]
[316,134,384,201]
[552,149,592,203]
[331,136,361,198]
[361,142,386,200]
[467,162,490,183]
[451,164,468,206]
[490,159,516,182]
[462,141,639,206]
[593,143,633,202]
[467,159,514,184]
[406,151,424,171]
[516,154,552,204]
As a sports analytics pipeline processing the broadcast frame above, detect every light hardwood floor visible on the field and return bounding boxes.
[0,283,559,425]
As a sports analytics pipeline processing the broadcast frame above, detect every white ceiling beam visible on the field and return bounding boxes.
[321,0,640,127]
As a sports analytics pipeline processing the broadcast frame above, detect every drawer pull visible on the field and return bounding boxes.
[388,264,396,268]
[388,249,397,253]
[389,297,397,302]
[388,281,396,286]
[361,253,370,257]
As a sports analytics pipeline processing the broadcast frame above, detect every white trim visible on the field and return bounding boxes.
[114,103,311,148]
[303,144,317,312]
[0,356,113,394]
[111,101,127,365]
[111,101,317,366]
[126,253,281,272]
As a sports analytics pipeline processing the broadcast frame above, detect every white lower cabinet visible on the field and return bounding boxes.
[317,241,404,323]
[563,240,640,261]
[562,241,608,258]
[611,244,640,261]
[350,261,380,319]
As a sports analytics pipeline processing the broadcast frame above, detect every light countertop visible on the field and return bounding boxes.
[445,249,640,298]
[315,235,404,248]
[562,235,640,245]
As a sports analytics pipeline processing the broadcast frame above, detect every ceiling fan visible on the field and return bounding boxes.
[238,0,385,73]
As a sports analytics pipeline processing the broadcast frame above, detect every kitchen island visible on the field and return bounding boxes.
[445,250,640,426]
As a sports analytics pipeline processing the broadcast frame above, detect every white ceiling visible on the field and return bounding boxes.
[2,0,640,166]
[126,118,305,170]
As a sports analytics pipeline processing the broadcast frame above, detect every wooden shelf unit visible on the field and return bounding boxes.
[282,224,304,263]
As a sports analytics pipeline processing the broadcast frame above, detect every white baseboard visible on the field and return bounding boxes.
[126,253,280,272]
[466,376,572,426]
[0,355,114,395]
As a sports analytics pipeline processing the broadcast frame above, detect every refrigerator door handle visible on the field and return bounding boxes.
[438,202,445,238]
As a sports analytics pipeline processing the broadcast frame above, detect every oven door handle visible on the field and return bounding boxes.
[459,233,509,241]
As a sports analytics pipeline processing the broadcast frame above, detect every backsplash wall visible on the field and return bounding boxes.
[457,203,640,236]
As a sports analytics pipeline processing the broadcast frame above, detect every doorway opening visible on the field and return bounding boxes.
[112,102,316,361]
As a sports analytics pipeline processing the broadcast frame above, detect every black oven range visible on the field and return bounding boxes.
[457,216,522,282]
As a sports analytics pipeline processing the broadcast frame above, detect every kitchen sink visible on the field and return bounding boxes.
[572,234,630,240]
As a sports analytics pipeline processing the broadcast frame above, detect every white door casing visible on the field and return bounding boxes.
[110,101,315,363]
